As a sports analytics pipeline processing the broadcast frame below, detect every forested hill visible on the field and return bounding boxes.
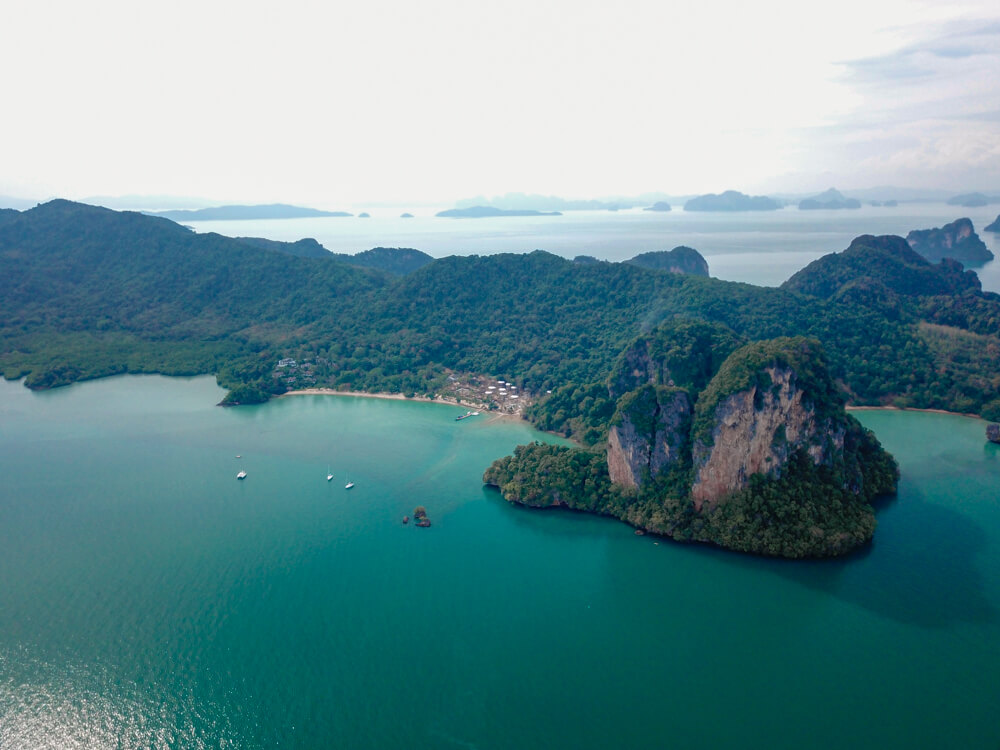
[1,201,999,418]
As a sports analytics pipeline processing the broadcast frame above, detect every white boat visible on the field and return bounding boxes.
[327,466,334,482]
[236,469,247,480]
[344,480,355,489]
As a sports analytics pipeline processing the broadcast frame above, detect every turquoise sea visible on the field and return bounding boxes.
[1,375,998,749]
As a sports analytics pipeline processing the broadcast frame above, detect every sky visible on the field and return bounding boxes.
[1,0,998,208]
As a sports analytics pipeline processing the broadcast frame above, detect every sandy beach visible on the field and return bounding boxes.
[280,388,527,422]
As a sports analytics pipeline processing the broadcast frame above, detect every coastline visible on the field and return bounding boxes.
[280,388,527,422]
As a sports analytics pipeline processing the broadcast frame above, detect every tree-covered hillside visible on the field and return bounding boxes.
[2,201,999,419]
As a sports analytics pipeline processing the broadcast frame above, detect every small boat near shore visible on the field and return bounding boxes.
[455,411,480,421]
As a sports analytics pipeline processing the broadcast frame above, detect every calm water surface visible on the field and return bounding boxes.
[186,203,1000,291]
[1,376,998,748]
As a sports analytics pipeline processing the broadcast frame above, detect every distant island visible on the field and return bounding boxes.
[147,204,352,221]
[906,218,994,264]
[400,213,413,218]
[455,192,642,212]
[643,201,672,212]
[358,212,370,218]
[437,206,562,218]
[947,193,993,208]
[870,200,898,207]
[684,190,781,211]
[799,188,861,210]
[985,215,1000,232]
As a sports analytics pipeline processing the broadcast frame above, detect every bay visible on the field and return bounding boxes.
[183,203,1000,291]
[1,375,998,748]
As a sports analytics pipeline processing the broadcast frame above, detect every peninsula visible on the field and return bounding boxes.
[485,328,898,558]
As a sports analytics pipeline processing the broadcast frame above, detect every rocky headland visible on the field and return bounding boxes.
[485,321,898,558]
[906,218,994,264]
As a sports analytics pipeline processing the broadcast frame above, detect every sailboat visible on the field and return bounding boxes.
[344,476,355,489]
[327,466,334,482]
[236,469,247,480]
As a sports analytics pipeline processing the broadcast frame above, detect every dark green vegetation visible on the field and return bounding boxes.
[1,202,997,420]
[487,334,899,558]
[148,204,352,220]
[436,206,562,218]
[625,247,708,276]
[684,191,780,211]
[798,188,860,210]
[330,247,434,276]
[906,218,994,264]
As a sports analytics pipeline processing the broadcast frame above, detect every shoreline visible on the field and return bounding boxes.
[280,388,527,422]
[846,405,981,419]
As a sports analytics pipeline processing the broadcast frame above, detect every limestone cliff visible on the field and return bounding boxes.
[690,363,844,509]
[906,218,994,264]
[485,326,898,558]
[606,385,692,489]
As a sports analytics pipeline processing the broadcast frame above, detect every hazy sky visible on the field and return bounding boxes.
[2,0,998,207]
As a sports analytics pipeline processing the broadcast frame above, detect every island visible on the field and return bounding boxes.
[3,200,1000,556]
[454,192,637,212]
[643,202,672,212]
[906,218,994,264]
[985,215,1000,232]
[947,193,992,208]
[400,213,413,218]
[625,247,709,276]
[799,188,861,210]
[683,190,781,211]
[146,204,352,221]
[436,206,562,218]
[359,212,370,218]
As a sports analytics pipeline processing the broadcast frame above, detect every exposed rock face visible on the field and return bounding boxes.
[907,218,994,264]
[607,386,692,488]
[690,365,843,510]
[485,329,898,559]
[988,424,1000,444]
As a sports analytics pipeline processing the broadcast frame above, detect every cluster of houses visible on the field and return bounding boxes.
[273,357,317,389]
